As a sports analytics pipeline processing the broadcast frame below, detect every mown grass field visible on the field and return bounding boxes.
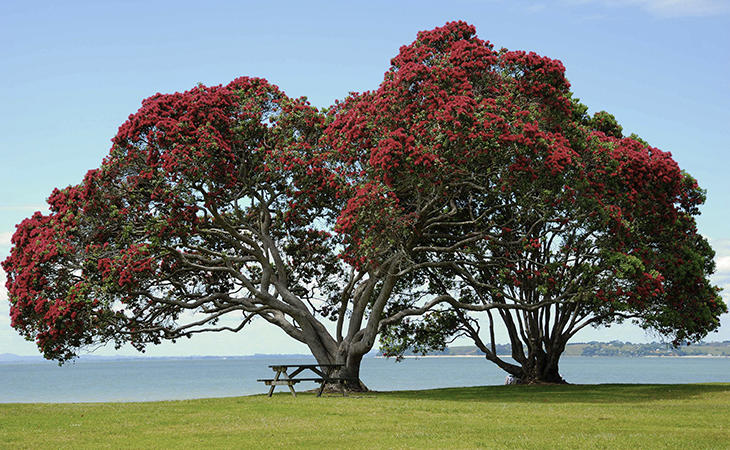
[1,384,728,449]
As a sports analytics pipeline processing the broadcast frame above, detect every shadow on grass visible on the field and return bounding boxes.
[380,383,730,404]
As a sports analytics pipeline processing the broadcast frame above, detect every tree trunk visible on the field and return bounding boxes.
[336,351,369,392]
[305,338,369,393]
[518,348,566,384]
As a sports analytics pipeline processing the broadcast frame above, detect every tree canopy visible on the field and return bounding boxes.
[3,21,725,386]
[367,22,725,382]
[3,78,336,361]
[1,75,464,389]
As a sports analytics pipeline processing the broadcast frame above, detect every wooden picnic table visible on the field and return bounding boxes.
[257,363,346,397]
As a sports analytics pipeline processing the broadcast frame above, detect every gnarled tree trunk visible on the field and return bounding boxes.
[461,308,571,384]
[516,347,566,384]
[336,350,369,392]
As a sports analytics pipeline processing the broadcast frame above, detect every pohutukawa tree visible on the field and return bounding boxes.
[3,78,344,364]
[1,77,442,390]
[333,21,725,383]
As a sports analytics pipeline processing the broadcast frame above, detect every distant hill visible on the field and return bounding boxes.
[0,353,45,363]
[4,341,729,363]
[568,341,730,357]
[383,341,730,358]
[0,353,315,364]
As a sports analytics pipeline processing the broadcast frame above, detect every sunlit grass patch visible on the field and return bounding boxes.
[1,384,728,448]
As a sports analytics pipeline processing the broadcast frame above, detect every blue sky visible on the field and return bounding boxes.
[1,0,729,356]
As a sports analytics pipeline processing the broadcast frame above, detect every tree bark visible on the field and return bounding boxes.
[516,345,567,384]
[337,350,368,392]
[299,333,370,392]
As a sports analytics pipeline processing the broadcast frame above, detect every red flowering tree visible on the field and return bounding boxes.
[1,77,445,390]
[3,79,333,359]
[327,21,725,383]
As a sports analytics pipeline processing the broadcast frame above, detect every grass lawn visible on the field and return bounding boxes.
[1,384,728,449]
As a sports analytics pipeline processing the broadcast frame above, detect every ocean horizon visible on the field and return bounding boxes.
[1,355,728,404]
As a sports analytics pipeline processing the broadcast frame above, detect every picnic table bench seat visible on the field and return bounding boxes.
[257,377,331,384]
[257,364,347,397]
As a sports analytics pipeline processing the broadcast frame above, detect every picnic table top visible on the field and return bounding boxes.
[268,363,344,369]
[259,363,348,397]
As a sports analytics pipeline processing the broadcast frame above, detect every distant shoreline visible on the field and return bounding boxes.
[376,355,494,359]
[3,352,729,364]
[641,354,730,359]
[376,354,730,359]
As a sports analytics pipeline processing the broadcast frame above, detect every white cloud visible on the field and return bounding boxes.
[711,239,730,286]
[564,0,730,17]
[717,256,730,274]
[0,231,12,247]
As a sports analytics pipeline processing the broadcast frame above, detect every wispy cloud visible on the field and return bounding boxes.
[0,273,8,329]
[527,3,549,13]
[0,232,12,247]
[639,0,730,17]
[0,205,47,212]
[0,271,7,302]
[564,0,730,17]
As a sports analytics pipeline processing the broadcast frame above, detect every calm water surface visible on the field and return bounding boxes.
[1,356,728,403]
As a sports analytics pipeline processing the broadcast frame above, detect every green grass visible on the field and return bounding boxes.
[1,384,729,449]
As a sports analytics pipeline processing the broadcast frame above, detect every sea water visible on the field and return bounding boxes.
[1,356,728,403]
